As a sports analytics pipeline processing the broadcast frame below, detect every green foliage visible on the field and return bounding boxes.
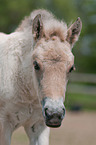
[0,0,46,33]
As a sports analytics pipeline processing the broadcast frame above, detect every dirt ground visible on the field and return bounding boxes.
[11,111,96,145]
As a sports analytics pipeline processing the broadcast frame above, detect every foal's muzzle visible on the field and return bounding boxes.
[42,97,65,128]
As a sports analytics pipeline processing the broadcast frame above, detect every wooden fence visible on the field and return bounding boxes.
[67,73,96,96]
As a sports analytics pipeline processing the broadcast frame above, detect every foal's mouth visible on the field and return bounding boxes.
[45,119,62,128]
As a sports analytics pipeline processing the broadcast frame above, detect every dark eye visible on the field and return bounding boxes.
[69,65,75,73]
[33,61,40,70]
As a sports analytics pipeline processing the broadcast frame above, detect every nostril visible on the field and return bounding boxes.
[62,108,65,116]
[44,108,52,119]
[57,108,65,120]
[58,114,62,120]
[45,108,48,116]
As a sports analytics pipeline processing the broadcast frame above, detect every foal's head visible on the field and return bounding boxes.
[32,13,82,127]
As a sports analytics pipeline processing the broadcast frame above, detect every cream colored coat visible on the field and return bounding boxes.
[0,9,82,145]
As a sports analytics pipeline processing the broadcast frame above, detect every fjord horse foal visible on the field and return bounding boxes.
[0,9,82,145]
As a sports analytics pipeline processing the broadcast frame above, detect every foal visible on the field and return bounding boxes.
[0,9,82,145]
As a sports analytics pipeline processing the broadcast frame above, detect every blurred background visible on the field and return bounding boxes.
[0,0,96,145]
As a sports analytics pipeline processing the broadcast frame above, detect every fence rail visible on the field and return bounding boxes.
[69,73,96,84]
[67,73,96,95]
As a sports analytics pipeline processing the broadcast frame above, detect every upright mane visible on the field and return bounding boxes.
[16,9,68,41]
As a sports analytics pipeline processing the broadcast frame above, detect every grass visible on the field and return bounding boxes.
[65,93,96,111]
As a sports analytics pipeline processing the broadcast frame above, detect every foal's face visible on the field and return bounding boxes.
[32,14,82,127]
[32,39,74,127]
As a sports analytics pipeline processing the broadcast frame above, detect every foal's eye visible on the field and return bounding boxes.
[69,65,75,73]
[33,61,40,70]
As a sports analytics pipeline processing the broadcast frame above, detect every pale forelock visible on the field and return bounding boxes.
[43,19,67,41]
[16,9,67,41]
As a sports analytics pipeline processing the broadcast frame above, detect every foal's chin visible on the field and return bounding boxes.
[45,120,62,128]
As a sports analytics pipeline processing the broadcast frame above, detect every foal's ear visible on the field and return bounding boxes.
[32,14,43,41]
[66,17,82,48]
